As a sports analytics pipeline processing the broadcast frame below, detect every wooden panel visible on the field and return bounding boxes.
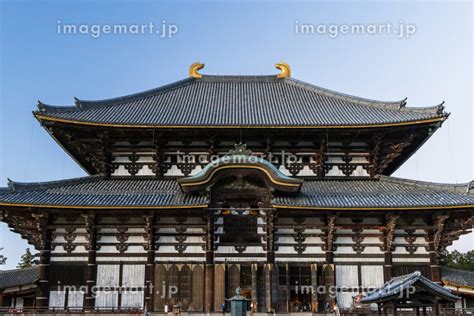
[49,263,86,287]
[67,291,84,309]
[278,286,289,312]
[336,292,353,309]
[393,264,430,278]
[277,264,288,312]
[121,290,144,308]
[180,265,192,311]
[191,264,204,311]
[167,264,179,306]
[227,264,240,298]
[122,264,145,287]
[335,265,358,287]
[153,264,167,311]
[96,264,120,287]
[95,291,118,309]
[214,264,225,311]
[361,265,384,288]
[48,290,65,309]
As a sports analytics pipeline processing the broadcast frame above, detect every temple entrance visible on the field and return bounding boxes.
[277,263,320,312]
[289,264,312,312]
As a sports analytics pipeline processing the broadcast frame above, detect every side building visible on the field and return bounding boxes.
[1,63,473,313]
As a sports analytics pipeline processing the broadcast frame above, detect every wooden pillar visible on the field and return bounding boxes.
[264,263,274,312]
[428,216,442,316]
[83,212,97,311]
[204,213,214,312]
[383,250,393,282]
[323,264,335,308]
[383,215,398,282]
[251,263,257,311]
[264,209,276,312]
[428,236,441,282]
[324,215,336,308]
[35,213,51,309]
[205,264,215,312]
[144,214,156,312]
[311,263,318,312]
[265,209,275,263]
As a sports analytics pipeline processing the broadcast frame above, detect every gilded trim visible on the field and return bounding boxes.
[0,202,208,210]
[276,62,291,78]
[35,114,447,129]
[272,204,474,211]
[179,164,302,187]
[443,281,474,291]
[189,62,204,79]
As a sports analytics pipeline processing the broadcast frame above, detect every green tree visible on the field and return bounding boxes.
[440,250,474,271]
[17,248,35,269]
[0,247,6,265]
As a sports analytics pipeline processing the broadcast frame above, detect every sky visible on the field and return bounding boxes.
[0,0,472,270]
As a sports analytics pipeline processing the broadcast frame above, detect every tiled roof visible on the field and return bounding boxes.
[0,267,39,289]
[442,267,474,287]
[35,75,447,127]
[0,176,208,208]
[273,176,474,209]
[0,176,473,209]
[178,154,303,194]
[361,271,459,303]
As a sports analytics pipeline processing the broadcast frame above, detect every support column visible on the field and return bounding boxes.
[429,215,447,283]
[204,213,214,313]
[265,209,275,263]
[83,212,97,311]
[311,263,318,312]
[144,214,156,312]
[264,209,276,312]
[323,215,336,308]
[35,213,51,310]
[251,263,257,312]
[383,215,398,282]
[264,263,274,312]
[429,215,447,316]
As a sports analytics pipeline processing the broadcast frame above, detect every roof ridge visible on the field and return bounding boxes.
[0,266,40,273]
[6,175,103,192]
[379,175,474,195]
[441,267,474,275]
[36,77,197,113]
[285,77,406,109]
[200,74,279,82]
[284,78,447,115]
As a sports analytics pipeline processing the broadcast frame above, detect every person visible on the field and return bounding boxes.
[221,302,226,315]
[325,302,331,314]
[333,302,341,316]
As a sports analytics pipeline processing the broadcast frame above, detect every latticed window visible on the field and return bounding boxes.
[221,215,259,243]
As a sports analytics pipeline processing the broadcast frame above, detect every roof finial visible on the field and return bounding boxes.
[275,62,291,78]
[74,97,82,109]
[189,62,205,79]
[37,100,45,111]
[437,101,445,114]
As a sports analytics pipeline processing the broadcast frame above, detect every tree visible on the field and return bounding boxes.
[440,250,474,271]
[0,247,6,265]
[17,248,35,269]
